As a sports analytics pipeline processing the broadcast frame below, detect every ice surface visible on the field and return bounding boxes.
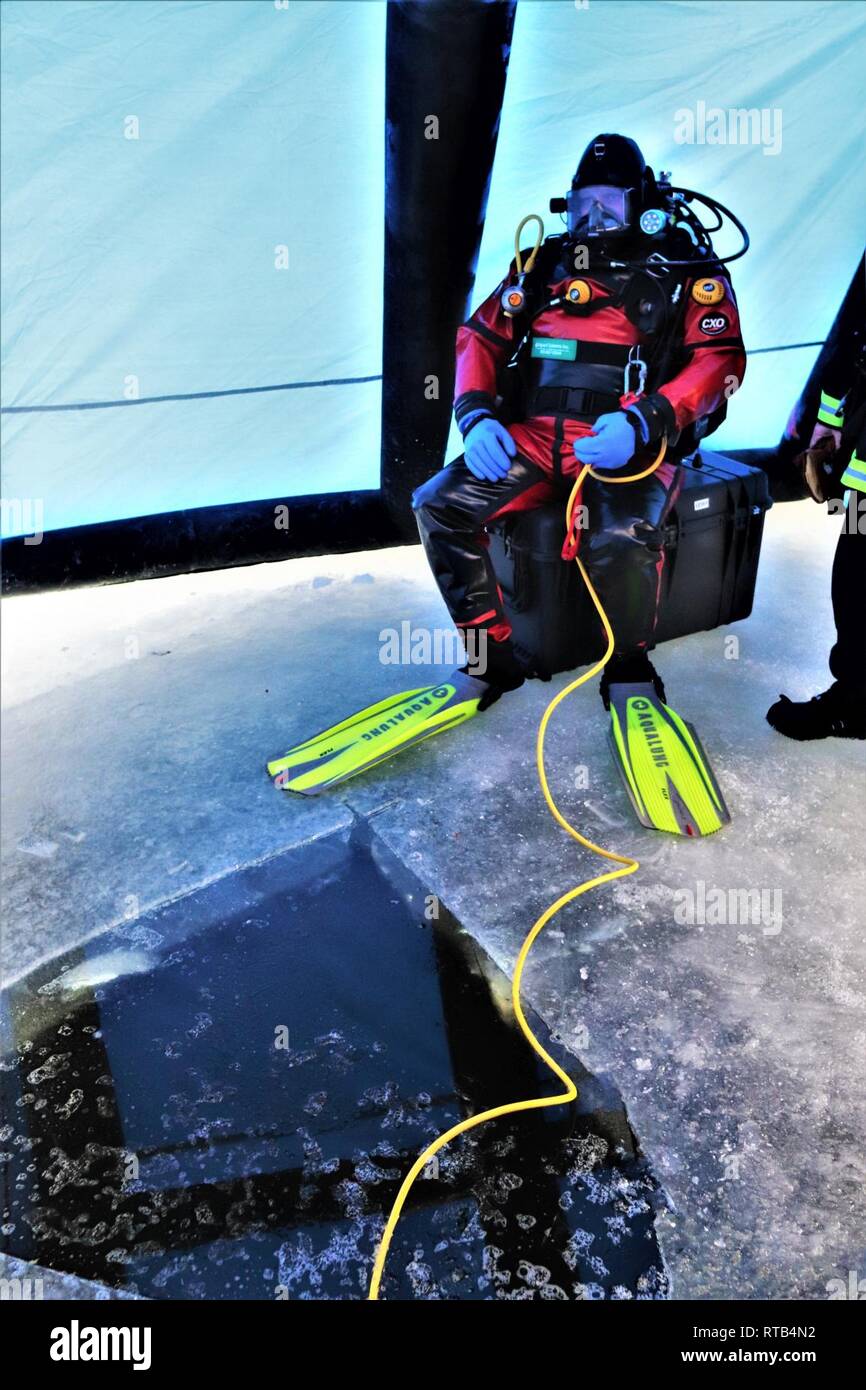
[2,500,864,1298]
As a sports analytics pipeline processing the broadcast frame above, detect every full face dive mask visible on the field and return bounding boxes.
[565,182,635,239]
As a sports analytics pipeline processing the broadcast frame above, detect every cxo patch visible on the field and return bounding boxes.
[698,312,729,336]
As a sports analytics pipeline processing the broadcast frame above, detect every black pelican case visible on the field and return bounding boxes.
[485,450,772,675]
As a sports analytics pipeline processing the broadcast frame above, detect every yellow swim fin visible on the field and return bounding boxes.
[608,682,730,836]
[267,670,488,795]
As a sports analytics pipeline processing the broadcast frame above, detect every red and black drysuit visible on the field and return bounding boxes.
[412,240,746,676]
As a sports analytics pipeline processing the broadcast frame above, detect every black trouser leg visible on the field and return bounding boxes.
[581,465,681,657]
[412,455,554,673]
[829,490,866,697]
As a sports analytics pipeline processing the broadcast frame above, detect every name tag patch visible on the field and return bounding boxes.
[531,338,578,360]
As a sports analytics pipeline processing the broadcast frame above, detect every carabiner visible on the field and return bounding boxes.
[624,346,647,397]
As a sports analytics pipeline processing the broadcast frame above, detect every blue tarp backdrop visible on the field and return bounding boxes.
[1,0,386,534]
[462,0,865,464]
[1,0,864,537]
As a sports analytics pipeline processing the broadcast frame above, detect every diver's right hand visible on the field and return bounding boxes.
[464,417,517,482]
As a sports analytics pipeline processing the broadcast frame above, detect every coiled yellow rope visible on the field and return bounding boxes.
[368,442,667,1301]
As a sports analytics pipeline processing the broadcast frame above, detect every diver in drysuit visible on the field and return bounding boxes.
[412,133,747,709]
[269,134,748,831]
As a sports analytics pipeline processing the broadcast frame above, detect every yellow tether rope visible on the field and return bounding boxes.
[368,440,667,1300]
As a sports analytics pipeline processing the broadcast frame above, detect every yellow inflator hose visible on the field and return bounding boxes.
[514,213,545,276]
[368,442,667,1300]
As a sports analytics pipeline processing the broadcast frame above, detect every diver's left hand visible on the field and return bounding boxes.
[573,412,637,471]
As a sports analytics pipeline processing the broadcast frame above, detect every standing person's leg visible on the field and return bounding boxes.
[829,492,866,696]
[767,475,866,740]
[412,453,555,686]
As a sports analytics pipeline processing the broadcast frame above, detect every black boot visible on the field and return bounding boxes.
[464,637,552,711]
[462,639,525,711]
[600,652,667,711]
[766,682,866,741]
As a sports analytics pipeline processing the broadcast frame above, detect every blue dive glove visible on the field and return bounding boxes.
[464,416,517,482]
[573,412,638,472]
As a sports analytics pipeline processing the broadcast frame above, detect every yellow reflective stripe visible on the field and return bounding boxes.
[840,454,866,493]
[818,388,845,428]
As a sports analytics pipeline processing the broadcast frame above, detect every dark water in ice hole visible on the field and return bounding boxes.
[1,822,668,1300]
